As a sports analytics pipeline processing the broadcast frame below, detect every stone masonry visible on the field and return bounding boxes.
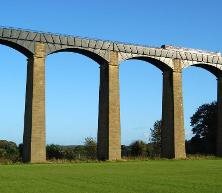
[0,27,222,162]
[217,76,222,156]
[97,51,121,160]
[23,43,46,163]
[161,59,186,159]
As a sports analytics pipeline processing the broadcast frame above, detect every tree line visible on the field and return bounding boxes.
[0,137,97,163]
[148,101,218,156]
[0,101,218,163]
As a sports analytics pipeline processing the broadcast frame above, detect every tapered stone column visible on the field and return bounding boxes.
[23,43,46,163]
[161,59,186,159]
[97,51,121,160]
[217,76,222,156]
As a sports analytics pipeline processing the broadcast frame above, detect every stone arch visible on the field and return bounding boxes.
[182,62,222,77]
[182,61,222,156]
[47,47,109,65]
[0,39,33,58]
[119,54,173,71]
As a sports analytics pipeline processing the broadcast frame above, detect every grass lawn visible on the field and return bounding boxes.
[0,159,222,193]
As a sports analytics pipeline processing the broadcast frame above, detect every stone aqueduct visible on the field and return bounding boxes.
[0,27,222,163]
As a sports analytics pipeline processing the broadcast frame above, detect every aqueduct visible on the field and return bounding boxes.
[0,27,222,162]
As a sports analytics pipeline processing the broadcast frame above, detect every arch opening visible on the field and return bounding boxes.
[0,45,27,150]
[182,64,218,155]
[120,58,163,157]
[46,51,99,159]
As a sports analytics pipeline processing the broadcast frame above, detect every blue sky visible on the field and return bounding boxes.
[0,0,221,145]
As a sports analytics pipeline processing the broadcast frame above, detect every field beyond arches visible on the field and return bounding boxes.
[0,160,222,193]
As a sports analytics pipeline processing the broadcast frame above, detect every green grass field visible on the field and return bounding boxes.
[0,160,222,193]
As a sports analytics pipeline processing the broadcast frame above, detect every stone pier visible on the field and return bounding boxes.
[23,43,46,163]
[161,59,186,159]
[217,76,222,156]
[97,51,121,160]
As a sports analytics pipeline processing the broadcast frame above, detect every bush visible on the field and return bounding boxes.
[84,137,97,159]
[0,140,21,162]
[130,140,148,157]
[46,143,96,161]
[63,148,76,160]
[46,144,64,160]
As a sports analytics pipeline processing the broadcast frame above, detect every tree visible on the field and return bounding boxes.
[130,140,147,157]
[189,101,217,154]
[121,145,131,157]
[149,120,162,156]
[46,144,64,159]
[84,137,97,159]
[0,140,20,162]
[63,148,76,160]
[73,145,86,159]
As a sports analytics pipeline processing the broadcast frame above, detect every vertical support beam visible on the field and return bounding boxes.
[97,51,121,160]
[23,43,46,163]
[217,76,222,156]
[161,59,186,159]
